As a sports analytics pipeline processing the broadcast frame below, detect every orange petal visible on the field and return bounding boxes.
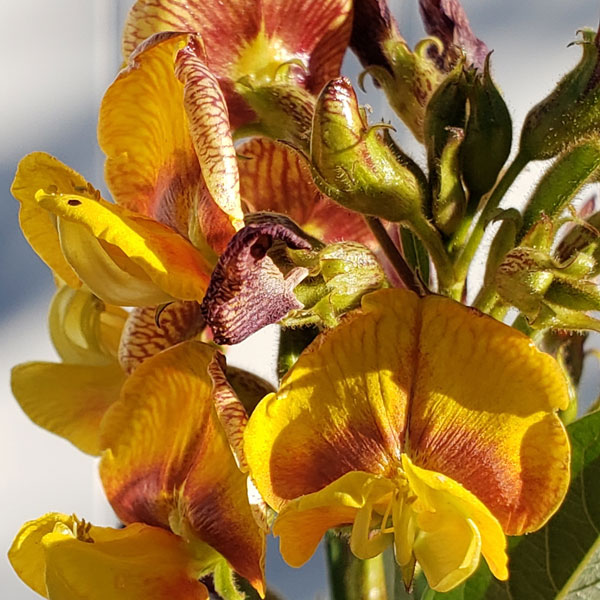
[99,33,202,239]
[118,301,205,374]
[237,138,376,248]
[11,362,124,455]
[100,341,265,595]
[175,36,244,243]
[11,152,87,288]
[407,294,570,535]
[122,0,352,94]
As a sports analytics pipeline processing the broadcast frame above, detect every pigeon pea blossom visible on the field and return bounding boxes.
[245,289,571,592]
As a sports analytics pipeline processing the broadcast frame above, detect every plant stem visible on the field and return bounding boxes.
[454,152,529,285]
[365,216,422,294]
[408,216,456,296]
[325,531,388,600]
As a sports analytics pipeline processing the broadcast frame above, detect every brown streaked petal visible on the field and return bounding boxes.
[99,32,201,238]
[237,138,376,249]
[201,219,313,345]
[175,36,244,241]
[208,353,249,471]
[100,342,265,595]
[118,301,205,374]
[418,0,489,70]
[122,0,351,96]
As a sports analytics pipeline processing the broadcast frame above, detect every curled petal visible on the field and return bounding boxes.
[11,362,124,455]
[118,301,205,374]
[9,513,208,600]
[100,342,265,595]
[418,0,489,70]
[245,289,570,537]
[36,190,212,305]
[175,36,244,240]
[11,152,87,288]
[201,218,313,345]
[49,286,127,366]
[237,138,376,248]
[100,33,201,238]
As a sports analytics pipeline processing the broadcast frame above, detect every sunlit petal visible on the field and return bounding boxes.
[36,190,212,305]
[11,152,85,288]
[9,513,208,600]
[11,362,125,455]
[408,294,570,535]
[100,342,265,594]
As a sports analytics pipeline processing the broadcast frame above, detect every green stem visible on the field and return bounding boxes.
[365,216,422,294]
[325,531,388,600]
[454,152,529,285]
[409,216,456,296]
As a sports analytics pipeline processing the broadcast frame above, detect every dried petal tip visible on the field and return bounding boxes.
[201,216,315,345]
[419,0,489,71]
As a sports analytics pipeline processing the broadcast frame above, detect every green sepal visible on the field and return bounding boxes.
[461,56,512,206]
[520,28,600,160]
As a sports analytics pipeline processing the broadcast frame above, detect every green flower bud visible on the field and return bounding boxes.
[520,28,600,160]
[424,61,468,162]
[461,56,512,205]
[310,77,427,223]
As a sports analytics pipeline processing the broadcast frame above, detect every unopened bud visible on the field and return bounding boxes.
[520,28,600,160]
[461,56,512,204]
[311,77,426,222]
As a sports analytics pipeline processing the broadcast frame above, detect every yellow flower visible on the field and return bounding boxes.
[10,341,267,597]
[9,514,209,600]
[244,289,571,592]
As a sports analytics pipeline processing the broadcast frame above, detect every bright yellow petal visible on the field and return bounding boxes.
[402,455,508,585]
[100,341,265,595]
[48,286,126,366]
[11,361,125,455]
[273,471,393,567]
[408,294,570,535]
[244,291,420,510]
[11,152,85,288]
[237,138,376,248]
[36,190,212,304]
[9,513,208,600]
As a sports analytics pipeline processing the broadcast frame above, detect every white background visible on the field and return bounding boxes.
[2,1,599,598]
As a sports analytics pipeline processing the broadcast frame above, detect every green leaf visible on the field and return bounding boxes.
[420,410,600,599]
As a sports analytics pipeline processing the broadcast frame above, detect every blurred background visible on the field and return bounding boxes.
[2,1,599,598]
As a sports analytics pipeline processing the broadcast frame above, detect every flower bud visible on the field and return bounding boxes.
[310,77,427,222]
[460,56,512,205]
[520,28,600,160]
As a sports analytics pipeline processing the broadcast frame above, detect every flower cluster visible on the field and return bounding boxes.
[11,0,600,598]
